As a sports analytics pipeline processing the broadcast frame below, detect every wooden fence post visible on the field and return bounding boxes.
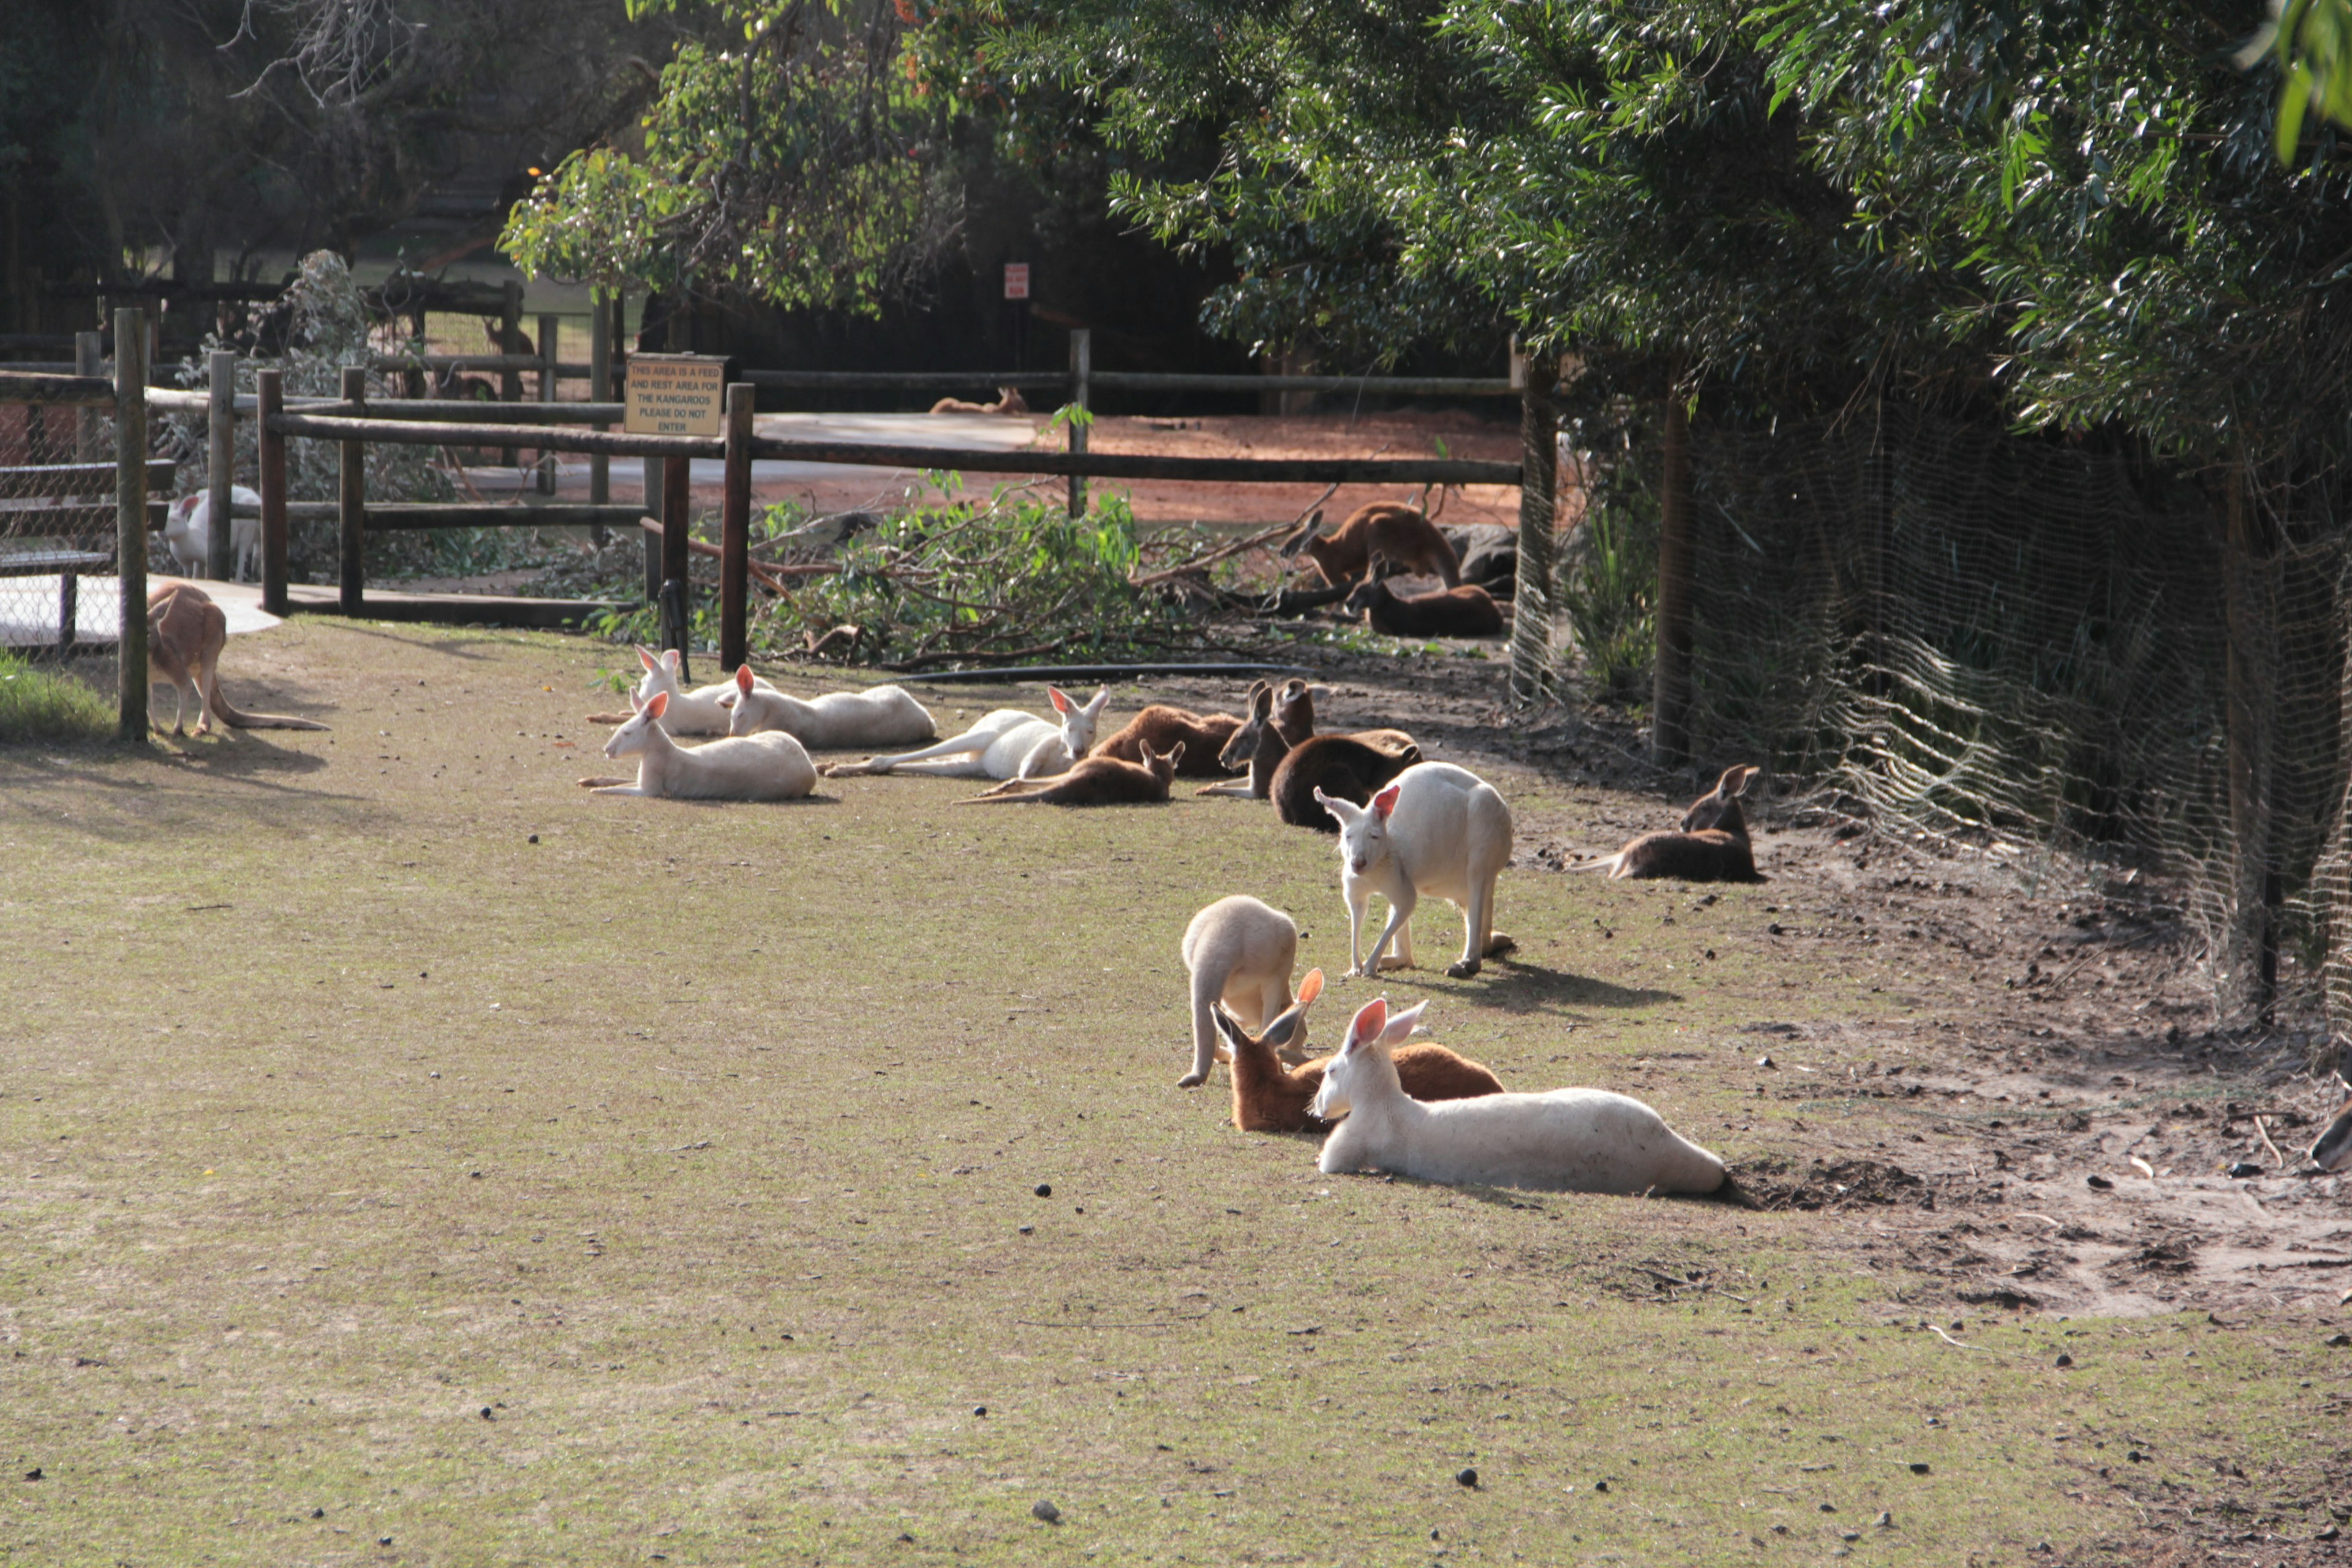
[257,368,287,616]
[1068,326,1091,518]
[1508,356,1558,706]
[662,453,692,653]
[114,306,148,743]
[589,288,612,519]
[641,456,663,601]
[721,382,752,671]
[206,349,235,580]
[499,279,522,468]
[537,312,559,495]
[1652,385,1695,766]
[75,331,103,460]
[339,365,368,614]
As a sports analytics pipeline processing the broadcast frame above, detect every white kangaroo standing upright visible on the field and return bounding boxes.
[1178,895,1309,1088]
[164,488,263,581]
[1311,997,1728,1195]
[826,685,1107,780]
[581,690,816,800]
[604,646,777,737]
[1317,760,1514,979]
[725,665,938,748]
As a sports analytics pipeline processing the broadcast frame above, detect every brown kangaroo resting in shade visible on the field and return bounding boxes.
[929,386,1030,415]
[1090,705,1244,777]
[1216,968,1507,1134]
[1283,502,1461,587]
[1343,555,1506,638]
[1577,764,1766,882]
[961,740,1183,805]
[1199,681,1417,808]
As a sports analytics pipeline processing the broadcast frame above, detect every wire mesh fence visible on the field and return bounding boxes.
[0,400,124,650]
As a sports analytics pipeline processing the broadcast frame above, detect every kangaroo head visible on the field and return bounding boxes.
[606,689,669,758]
[1310,996,1390,1120]
[1321,785,1396,876]
[1146,740,1185,785]
[1221,682,1278,771]
[1215,968,1325,1060]
[634,645,684,703]
[1047,685,1110,755]
[725,665,766,734]
[1683,764,1760,834]
[2312,1094,2352,1172]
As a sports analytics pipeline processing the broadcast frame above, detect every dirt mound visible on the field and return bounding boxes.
[1730,1155,1936,1212]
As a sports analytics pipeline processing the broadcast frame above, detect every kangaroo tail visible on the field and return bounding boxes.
[209,679,329,731]
[954,791,1048,805]
[1566,853,1623,875]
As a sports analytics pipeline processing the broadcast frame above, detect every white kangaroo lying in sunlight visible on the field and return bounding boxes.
[1318,761,1514,979]
[579,690,816,800]
[1311,997,1728,1194]
[585,646,777,737]
[723,664,938,749]
[824,685,1107,780]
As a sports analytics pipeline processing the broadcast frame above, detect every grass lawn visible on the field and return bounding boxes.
[2,619,2343,1566]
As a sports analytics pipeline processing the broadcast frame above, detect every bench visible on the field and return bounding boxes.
[0,548,115,650]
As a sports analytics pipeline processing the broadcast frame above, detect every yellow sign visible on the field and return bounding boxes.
[625,355,726,437]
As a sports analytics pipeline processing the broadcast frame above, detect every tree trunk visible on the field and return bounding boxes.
[1652,388,1695,767]
[2222,456,2282,1025]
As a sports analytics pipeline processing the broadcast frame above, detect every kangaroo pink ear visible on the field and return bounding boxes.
[1341,997,1387,1055]
[1371,783,1401,821]
[1049,686,1071,715]
[662,649,681,673]
[1376,1000,1428,1047]
[646,690,669,719]
[735,664,754,693]
[628,690,644,713]
[637,646,658,672]
[1297,968,1324,1007]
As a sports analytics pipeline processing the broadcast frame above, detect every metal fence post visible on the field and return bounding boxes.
[721,383,753,671]
[257,368,287,616]
[114,307,148,742]
[206,349,235,580]
[1509,356,1559,707]
[339,365,368,614]
[1068,327,1091,518]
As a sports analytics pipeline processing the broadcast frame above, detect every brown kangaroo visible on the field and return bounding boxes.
[1214,968,1506,1133]
[1199,682,1417,816]
[1344,557,1506,638]
[1580,764,1766,881]
[1282,502,1461,587]
[147,582,331,737]
[929,386,1030,415]
[1091,705,1244,777]
[961,739,1183,805]
[2310,1078,2352,1171]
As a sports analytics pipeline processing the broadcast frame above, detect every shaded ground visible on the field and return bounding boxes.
[2,620,2347,1567]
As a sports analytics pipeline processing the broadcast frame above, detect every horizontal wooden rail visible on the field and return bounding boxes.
[1090,371,1515,396]
[744,436,1521,486]
[270,411,717,459]
[740,369,1074,390]
[297,400,625,425]
[1,461,176,495]
[0,371,115,406]
[0,501,168,527]
[369,354,596,376]
[361,503,647,532]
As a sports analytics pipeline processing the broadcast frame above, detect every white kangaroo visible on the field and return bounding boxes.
[1317,761,1514,979]
[164,488,262,581]
[590,646,777,737]
[1311,997,1728,1194]
[580,690,816,801]
[1179,895,1310,1088]
[725,664,938,749]
[826,685,1107,780]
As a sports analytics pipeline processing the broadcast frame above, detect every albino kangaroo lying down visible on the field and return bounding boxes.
[1312,997,1728,1195]
[724,664,937,749]
[579,690,816,801]
[586,646,776,736]
[826,685,1107,780]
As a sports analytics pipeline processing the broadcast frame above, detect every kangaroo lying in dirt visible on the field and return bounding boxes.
[146,582,330,737]
[1311,997,1728,1194]
[929,386,1029,415]
[1575,764,1765,881]
[1179,894,1308,1087]
[1215,969,1506,1133]
[1344,556,1506,637]
[827,685,1107,780]
[960,740,1182,805]
[579,691,816,801]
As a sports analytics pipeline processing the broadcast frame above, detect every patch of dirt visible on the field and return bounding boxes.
[1730,1155,1937,1212]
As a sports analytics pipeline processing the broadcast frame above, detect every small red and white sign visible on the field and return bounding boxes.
[1002,263,1031,301]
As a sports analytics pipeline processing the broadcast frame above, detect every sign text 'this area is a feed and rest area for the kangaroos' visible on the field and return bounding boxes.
[624,356,725,437]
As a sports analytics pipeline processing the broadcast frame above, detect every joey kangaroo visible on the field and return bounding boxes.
[827,685,1107,780]
[1179,894,1308,1087]
[960,741,1182,805]
[1215,969,1505,1133]
[1575,764,1765,882]
[145,582,330,736]
[1282,502,1461,587]
[1344,554,1506,638]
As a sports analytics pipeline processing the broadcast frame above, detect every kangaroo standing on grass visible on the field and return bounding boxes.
[1282,502,1462,587]
[146,582,330,736]
[1319,762,1514,978]
[1311,997,1728,1195]
[580,690,816,800]
[827,685,1107,780]
[1178,895,1308,1088]
[1215,970,1506,1133]
[959,740,1182,805]
[1575,764,1766,882]
[725,665,937,749]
